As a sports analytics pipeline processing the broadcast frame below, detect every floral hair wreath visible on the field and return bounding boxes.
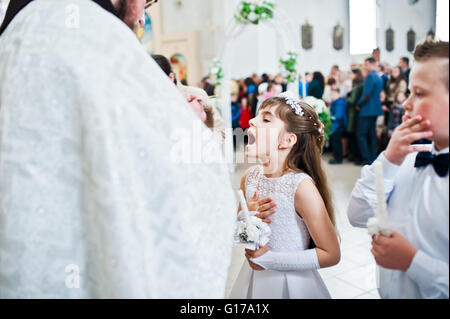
[279,91,304,116]
[278,92,323,134]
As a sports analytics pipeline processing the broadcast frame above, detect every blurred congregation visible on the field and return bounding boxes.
[192,55,416,166]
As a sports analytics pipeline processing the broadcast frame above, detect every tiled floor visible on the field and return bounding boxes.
[225,146,381,299]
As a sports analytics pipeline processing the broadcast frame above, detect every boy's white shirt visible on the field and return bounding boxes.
[347,144,449,299]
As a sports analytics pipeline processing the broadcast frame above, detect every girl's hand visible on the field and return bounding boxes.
[247,191,277,224]
[245,246,270,271]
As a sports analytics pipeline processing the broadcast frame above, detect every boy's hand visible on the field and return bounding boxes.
[247,191,277,223]
[371,231,418,272]
[385,115,433,166]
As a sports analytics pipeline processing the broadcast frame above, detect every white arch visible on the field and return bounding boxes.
[216,6,300,168]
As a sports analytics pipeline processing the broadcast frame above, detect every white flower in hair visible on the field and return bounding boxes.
[279,91,304,116]
[318,125,323,134]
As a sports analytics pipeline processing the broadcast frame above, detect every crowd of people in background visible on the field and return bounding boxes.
[198,55,416,166]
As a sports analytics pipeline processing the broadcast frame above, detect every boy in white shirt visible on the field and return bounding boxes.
[347,40,449,299]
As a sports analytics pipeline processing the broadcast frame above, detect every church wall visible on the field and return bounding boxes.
[376,0,436,68]
[279,0,351,78]
[219,0,352,79]
[159,0,437,81]
[160,0,218,84]
[196,0,352,79]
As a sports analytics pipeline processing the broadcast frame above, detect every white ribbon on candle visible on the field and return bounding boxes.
[367,162,392,237]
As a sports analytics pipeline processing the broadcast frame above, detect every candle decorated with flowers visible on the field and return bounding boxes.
[235,189,271,250]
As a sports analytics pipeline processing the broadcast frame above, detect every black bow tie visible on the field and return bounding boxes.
[414,152,449,177]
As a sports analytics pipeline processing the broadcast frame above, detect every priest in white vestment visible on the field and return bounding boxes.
[0,0,236,298]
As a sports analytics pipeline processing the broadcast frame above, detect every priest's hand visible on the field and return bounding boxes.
[245,246,270,271]
[371,231,418,272]
[247,191,277,224]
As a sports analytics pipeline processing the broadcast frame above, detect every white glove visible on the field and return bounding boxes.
[251,249,320,272]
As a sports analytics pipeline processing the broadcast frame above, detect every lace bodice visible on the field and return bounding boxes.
[245,165,312,252]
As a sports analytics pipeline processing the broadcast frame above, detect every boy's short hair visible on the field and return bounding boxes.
[414,40,449,90]
[365,57,377,64]
[414,40,449,60]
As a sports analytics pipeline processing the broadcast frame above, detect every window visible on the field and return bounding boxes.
[436,0,449,41]
[349,0,377,55]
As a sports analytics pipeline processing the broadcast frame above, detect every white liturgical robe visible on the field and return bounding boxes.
[0,0,236,298]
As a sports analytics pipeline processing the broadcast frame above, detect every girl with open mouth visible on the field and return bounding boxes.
[231,92,340,299]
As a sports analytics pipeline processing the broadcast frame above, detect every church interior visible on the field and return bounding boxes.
[0,0,448,300]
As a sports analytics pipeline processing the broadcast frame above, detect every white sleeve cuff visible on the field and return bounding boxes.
[406,250,431,283]
[406,250,450,298]
[377,152,401,180]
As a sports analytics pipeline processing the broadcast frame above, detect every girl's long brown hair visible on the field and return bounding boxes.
[259,97,335,226]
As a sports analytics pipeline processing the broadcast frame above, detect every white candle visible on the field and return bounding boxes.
[374,162,387,221]
[238,189,250,221]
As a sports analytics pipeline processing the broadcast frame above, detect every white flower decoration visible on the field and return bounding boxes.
[246,225,260,242]
[235,221,246,236]
[316,99,326,113]
[248,12,257,21]
[234,211,271,249]
[303,96,325,113]
[279,91,304,116]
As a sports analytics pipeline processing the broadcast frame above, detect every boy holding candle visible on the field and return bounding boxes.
[347,40,449,299]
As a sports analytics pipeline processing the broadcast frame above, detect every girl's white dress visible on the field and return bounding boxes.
[230,165,331,299]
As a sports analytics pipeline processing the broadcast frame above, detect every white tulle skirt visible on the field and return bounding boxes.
[229,261,331,299]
